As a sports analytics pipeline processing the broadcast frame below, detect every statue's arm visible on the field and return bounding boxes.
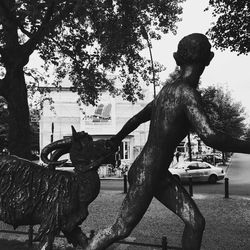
[111,101,153,145]
[184,88,250,154]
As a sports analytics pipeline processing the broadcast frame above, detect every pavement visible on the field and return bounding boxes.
[0,190,250,250]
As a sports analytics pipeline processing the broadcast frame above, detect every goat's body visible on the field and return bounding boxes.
[0,154,100,245]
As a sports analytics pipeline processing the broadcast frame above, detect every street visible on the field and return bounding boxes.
[225,153,250,196]
[101,153,250,197]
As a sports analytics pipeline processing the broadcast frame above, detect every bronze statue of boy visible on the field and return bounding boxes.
[85,33,250,250]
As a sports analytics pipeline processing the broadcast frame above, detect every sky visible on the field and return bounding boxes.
[142,0,250,122]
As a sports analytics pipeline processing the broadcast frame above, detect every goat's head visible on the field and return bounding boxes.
[41,126,116,171]
[70,126,116,171]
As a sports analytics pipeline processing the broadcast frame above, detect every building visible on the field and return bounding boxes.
[39,86,215,175]
[40,87,151,176]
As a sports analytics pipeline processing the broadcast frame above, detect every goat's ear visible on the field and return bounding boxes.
[71,125,78,140]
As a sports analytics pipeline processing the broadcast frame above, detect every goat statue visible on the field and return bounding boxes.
[0,126,116,250]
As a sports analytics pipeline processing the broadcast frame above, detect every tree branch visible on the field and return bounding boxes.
[0,1,32,38]
[51,37,78,64]
[0,79,4,89]
[0,1,13,21]
[18,25,32,38]
[23,1,76,57]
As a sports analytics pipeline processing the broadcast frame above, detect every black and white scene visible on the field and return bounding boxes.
[0,0,250,250]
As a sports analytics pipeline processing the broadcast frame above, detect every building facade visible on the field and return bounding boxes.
[40,87,215,175]
[40,87,151,175]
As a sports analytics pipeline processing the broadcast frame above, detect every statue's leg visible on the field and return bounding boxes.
[85,183,153,250]
[63,226,88,248]
[154,171,205,250]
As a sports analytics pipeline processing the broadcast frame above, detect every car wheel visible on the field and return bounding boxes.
[173,175,181,182]
[208,174,217,184]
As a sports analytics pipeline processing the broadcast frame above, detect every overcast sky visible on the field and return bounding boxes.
[142,0,250,122]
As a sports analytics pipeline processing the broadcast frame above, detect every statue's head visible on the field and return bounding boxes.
[173,33,214,67]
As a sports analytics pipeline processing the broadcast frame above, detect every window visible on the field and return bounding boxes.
[120,141,131,160]
[187,163,199,170]
[199,162,211,169]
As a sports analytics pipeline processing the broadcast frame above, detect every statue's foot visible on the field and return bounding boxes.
[87,230,95,240]
[40,242,47,250]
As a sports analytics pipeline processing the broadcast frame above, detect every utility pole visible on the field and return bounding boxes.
[187,132,192,161]
[141,26,156,98]
[51,122,54,143]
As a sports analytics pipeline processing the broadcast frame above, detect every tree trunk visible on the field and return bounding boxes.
[0,0,31,159]
[4,66,31,159]
[222,151,226,164]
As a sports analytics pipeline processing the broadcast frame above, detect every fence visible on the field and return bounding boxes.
[123,175,230,198]
[187,177,230,198]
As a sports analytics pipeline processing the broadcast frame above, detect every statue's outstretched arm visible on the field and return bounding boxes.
[112,101,153,144]
[184,87,250,154]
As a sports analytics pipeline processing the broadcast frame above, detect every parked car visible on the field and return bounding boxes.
[169,161,225,184]
[202,154,222,165]
[216,162,229,169]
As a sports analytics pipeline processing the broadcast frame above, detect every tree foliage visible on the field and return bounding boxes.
[0,0,184,157]
[206,0,250,54]
[163,66,180,85]
[244,127,250,140]
[164,70,247,139]
[1,0,184,104]
[201,86,246,138]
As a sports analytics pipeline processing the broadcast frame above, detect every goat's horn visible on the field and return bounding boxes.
[41,137,72,165]
[50,147,73,167]
[50,147,70,162]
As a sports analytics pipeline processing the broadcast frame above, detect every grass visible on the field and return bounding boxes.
[0,239,29,250]
[1,191,250,249]
[0,239,74,250]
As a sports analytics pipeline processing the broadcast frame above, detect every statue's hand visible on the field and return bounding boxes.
[106,136,120,152]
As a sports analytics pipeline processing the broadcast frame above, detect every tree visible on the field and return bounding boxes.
[201,86,246,138]
[164,66,181,85]
[206,0,250,54]
[244,127,250,141]
[201,85,247,161]
[0,0,184,158]
[0,96,40,155]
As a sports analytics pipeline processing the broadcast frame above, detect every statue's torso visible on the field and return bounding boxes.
[129,80,196,183]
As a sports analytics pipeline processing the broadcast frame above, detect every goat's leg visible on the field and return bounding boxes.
[62,206,89,247]
[64,207,89,232]
[154,171,205,250]
[63,226,88,248]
